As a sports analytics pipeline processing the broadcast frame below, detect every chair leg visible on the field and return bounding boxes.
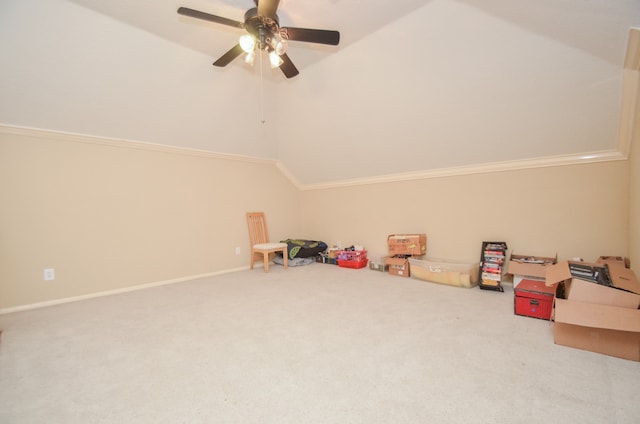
[250,250,255,270]
[263,252,269,272]
[282,248,288,269]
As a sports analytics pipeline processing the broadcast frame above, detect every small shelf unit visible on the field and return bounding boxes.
[478,241,508,292]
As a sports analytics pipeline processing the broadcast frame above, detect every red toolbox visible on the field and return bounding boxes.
[514,279,555,320]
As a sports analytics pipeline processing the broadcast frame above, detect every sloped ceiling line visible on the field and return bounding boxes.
[283,150,627,191]
[1,123,625,192]
[0,124,276,165]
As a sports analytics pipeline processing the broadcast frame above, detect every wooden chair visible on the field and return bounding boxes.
[246,212,288,272]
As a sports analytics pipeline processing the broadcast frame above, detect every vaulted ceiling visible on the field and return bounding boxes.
[1,0,639,187]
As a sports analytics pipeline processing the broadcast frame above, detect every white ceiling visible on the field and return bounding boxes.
[1,0,639,186]
[68,0,430,72]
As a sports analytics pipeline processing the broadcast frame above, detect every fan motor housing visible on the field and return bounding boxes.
[244,7,280,48]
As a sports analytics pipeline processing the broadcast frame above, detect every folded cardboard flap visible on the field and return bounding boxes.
[554,298,640,332]
[545,260,574,287]
[565,278,640,309]
[608,265,640,294]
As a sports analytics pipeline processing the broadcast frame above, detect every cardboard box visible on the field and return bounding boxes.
[547,261,640,301]
[408,256,479,288]
[327,248,340,259]
[387,234,427,256]
[553,299,640,362]
[595,256,630,268]
[385,256,410,278]
[507,253,557,288]
[546,261,640,361]
[514,279,555,320]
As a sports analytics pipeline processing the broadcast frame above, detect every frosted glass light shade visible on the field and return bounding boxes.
[239,34,256,53]
[245,50,255,65]
[269,50,283,68]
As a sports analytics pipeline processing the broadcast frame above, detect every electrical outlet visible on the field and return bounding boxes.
[235,247,241,255]
[43,268,55,281]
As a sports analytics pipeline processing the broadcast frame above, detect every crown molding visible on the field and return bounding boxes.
[0,123,276,165]
[286,150,627,191]
[1,123,629,193]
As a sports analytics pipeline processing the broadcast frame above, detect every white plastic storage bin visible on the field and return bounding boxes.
[408,257,479,288]
[368,254,389,272]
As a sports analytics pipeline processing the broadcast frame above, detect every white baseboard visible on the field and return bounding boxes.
[0,267,249,315]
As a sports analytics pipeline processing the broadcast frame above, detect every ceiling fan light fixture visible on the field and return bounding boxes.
[245,50,255,65]
[274,38,287,55]
[177,4,340,79]
[269,50,284,68]
[239,34,256,53]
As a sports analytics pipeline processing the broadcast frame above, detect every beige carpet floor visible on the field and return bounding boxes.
[1,263,639,423]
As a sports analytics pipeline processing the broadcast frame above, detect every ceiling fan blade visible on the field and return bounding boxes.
[177,7,244,29]
[257,0,280,19]
[281,27,340,46]
[279,54,299,79]
[213,44,244,67]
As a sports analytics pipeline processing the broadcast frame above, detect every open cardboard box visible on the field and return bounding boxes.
[507,253,557,287]
[385,256,410,277]
[546,260,640,361]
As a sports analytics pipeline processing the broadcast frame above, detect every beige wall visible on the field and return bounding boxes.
[630,120,640,274]
[298,162,630,265]
[0,128,300,310]
[0,127,633,311]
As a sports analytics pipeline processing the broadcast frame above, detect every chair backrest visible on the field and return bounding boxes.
[246,212,270,246]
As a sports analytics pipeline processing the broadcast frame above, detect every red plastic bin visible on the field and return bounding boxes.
[337,259,369,269]
[336,250,367,261]
[336,250,368,269]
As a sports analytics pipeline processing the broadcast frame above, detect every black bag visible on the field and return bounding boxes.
[280,239,328,259]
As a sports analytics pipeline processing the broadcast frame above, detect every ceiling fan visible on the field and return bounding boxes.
[177,0,340,78]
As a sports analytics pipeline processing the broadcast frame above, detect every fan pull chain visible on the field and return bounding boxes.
[259,49,266,124]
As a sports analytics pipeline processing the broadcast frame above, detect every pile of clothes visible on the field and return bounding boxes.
[273,239,328,266]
